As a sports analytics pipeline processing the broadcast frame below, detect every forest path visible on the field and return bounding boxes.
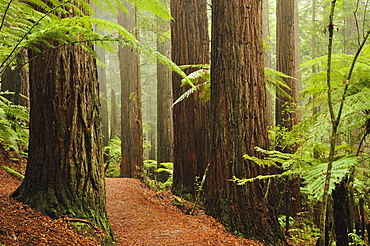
[105,178,262,246]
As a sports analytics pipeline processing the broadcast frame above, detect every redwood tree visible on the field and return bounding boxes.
[118,4,143,177]
[275,0,300,151]
[276,0,301,228]
[157,0,173,172]
[12,41,113,241]
[204,0,286,244]
[170,0,210,197]
[1,54,29,107]
[97,45,109,147]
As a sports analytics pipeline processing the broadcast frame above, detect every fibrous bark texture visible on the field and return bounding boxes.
[205,0,286,244]
[157,3,173,169]
[118,4,143,178]
[12,43,113,242]
[276,0,299,148]
[171,0,210,197]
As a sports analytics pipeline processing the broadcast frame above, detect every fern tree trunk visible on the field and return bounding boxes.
[12,42,114,243]
[171,0,210,198]
[204,0,286,245]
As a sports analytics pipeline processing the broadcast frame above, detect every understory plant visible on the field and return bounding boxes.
[0,94,29,158]
[172,65,293,107]
[142,160,173,190]
[233,16,370,246]
[103,136,121,177]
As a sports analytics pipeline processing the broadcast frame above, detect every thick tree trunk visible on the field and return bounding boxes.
[205,1,286,244]
[171,0,210,198]
[118,4,143,178]
[12,43,113,242]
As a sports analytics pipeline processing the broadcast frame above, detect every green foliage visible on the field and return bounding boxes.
[172,196,184,206]
[0,94,29,157]
[172,65,293,107]
[348,232,367,245]
[141,160,173,190]
[1,165,24,180]
[0,0,192,91]
[232,147,369,202]
[103,137,121,178]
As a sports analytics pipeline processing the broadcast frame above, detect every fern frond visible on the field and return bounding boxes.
[302,157,359,200]
[126,0,172,20]
[178,64,210,70]
[172,82,209,107]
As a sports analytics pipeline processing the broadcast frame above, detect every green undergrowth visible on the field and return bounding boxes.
[69,220,109,245]
[1,165,24,180]
[141,160,173,191]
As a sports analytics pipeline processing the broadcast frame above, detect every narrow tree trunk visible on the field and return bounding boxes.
[110,90,118,139]
[157,0,173,167]
[171,0,210,198]
[262,0,274,127]
[276,0,301,233]
[1,53,29,107]
[275,0,299,150]
[148,125,157,160]
[12,43,114,242]
[97,46,109,147]
[205,1,286,244]
[118,4,143,177]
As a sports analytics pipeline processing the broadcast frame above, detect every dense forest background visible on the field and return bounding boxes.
[1,0,370,245]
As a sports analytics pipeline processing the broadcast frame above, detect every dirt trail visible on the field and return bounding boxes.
[0,165,263,245]
[106,178,262,246]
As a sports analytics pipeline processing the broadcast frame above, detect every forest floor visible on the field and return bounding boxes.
[0,161,264,245]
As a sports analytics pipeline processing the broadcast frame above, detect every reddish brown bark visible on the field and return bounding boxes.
[157,2,173,168]
[204,0,286,244]
[118,4,143,178]
[170,0,210,198]
[275,0,300,150]
[12,41,113,242]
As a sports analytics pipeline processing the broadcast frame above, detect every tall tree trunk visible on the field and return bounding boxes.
[118,4,143,178]
[157,0,173,167]
[276,0,301,233]
[275,0,299,151]
[148,125,156,161]
[170,0,210,198]
[12,42,113,242]
[1,53,29,107]
[110,90,118,139]
[205,0,286,244]
[262,0,274,127]
[97,46,109,147]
